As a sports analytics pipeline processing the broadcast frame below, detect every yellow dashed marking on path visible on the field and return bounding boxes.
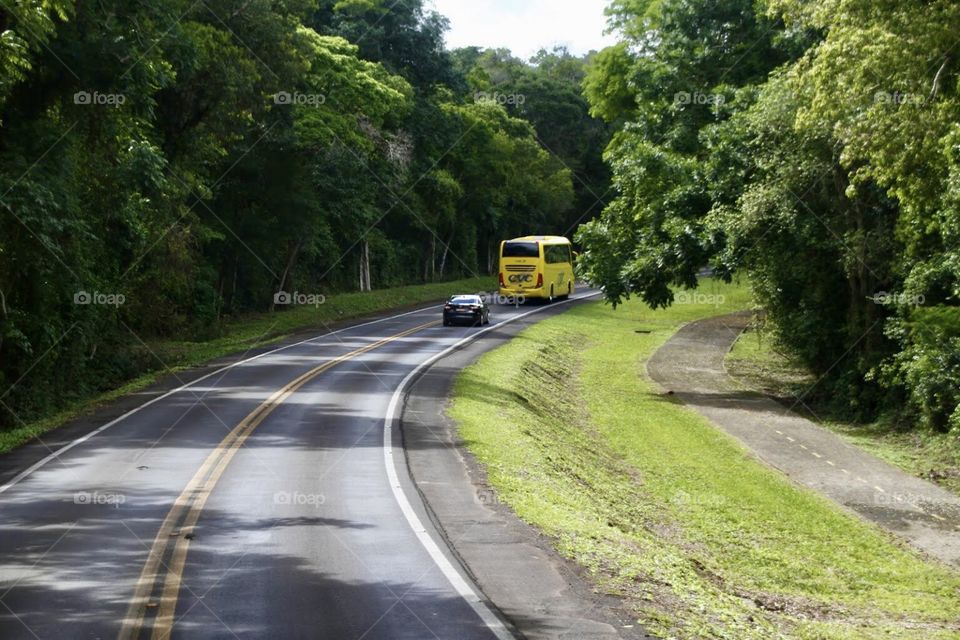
[811,452,822,458]
[874,486,885,493]
[826,460,835,466]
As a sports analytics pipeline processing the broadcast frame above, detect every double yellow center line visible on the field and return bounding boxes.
[118,320,438,640]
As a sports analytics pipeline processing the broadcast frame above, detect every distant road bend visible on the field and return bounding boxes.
[0,292,596,639]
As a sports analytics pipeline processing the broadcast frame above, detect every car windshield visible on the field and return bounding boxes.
[450,296,480,304]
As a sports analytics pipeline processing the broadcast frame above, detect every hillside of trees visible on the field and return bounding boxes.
[579,0,960,432]
[6,0,956,439]
[0,1,610,428]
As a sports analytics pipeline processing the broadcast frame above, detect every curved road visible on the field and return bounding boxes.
[0,292,595,639]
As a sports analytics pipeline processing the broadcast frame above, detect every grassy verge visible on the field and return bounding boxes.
[449,279,960,639]
[726,325,960,497]
[0,276,492,454]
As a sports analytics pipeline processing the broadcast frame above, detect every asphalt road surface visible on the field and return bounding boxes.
[0,291,596,640]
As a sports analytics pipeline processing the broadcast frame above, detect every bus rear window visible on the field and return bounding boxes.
[502,241,540,258]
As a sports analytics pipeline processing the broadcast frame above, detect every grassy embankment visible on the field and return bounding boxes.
[0,276,492,454]
[726,326,960,497]
[449,279,960,639]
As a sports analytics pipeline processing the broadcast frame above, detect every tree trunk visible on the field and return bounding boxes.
[272,239,303,311]
[215,270,224,323]
[364,240,371,291]
[231,256,239,314]
[439,243,449,278]
[359,239,371,292]
[0,287,6,356]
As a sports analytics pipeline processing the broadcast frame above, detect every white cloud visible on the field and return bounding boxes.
[429,0,617,60]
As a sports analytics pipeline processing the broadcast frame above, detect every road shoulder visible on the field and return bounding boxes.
[402,307,652,640]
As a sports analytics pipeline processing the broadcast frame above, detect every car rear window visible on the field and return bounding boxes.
[502,241,540,258]
[450,296,479,304]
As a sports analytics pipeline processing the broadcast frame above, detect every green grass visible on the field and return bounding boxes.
[0,276,493,454]
[449,279,960,639]
[727,326,960,497]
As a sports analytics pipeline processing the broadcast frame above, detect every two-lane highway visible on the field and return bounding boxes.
[0,292,594,639]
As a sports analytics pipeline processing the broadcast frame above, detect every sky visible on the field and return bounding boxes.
[428,0,617,60]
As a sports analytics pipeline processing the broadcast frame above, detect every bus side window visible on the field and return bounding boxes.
[544,245,569,264]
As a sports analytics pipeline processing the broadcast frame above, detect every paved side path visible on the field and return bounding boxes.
[647,312,960,567]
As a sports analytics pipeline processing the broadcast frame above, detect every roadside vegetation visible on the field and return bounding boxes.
[0,1,610,433]
[727,322,960,497]
[578,0,960,443]
[0,275,491,454]
[450,280,960,639]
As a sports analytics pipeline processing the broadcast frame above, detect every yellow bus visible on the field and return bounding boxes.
[498,235,575,301]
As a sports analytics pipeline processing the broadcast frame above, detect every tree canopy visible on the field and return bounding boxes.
[0,0,607,428]
[578,0,960,429]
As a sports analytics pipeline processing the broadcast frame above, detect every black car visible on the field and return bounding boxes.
[442,294,490,326]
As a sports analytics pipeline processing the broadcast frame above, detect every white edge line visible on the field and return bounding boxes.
[383,292,600,639]
[0,303,439,495]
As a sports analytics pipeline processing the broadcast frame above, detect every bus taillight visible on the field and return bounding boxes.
[536,273,543,288]
[499,272,505,287]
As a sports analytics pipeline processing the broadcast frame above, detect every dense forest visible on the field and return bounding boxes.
[0,0,609,427]
[579,0,960,432]
[3,0,958,438]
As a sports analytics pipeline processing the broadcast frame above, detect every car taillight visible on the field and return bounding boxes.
[444,304,453,310]
[498,272,505,287]
[536,273,543,288]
